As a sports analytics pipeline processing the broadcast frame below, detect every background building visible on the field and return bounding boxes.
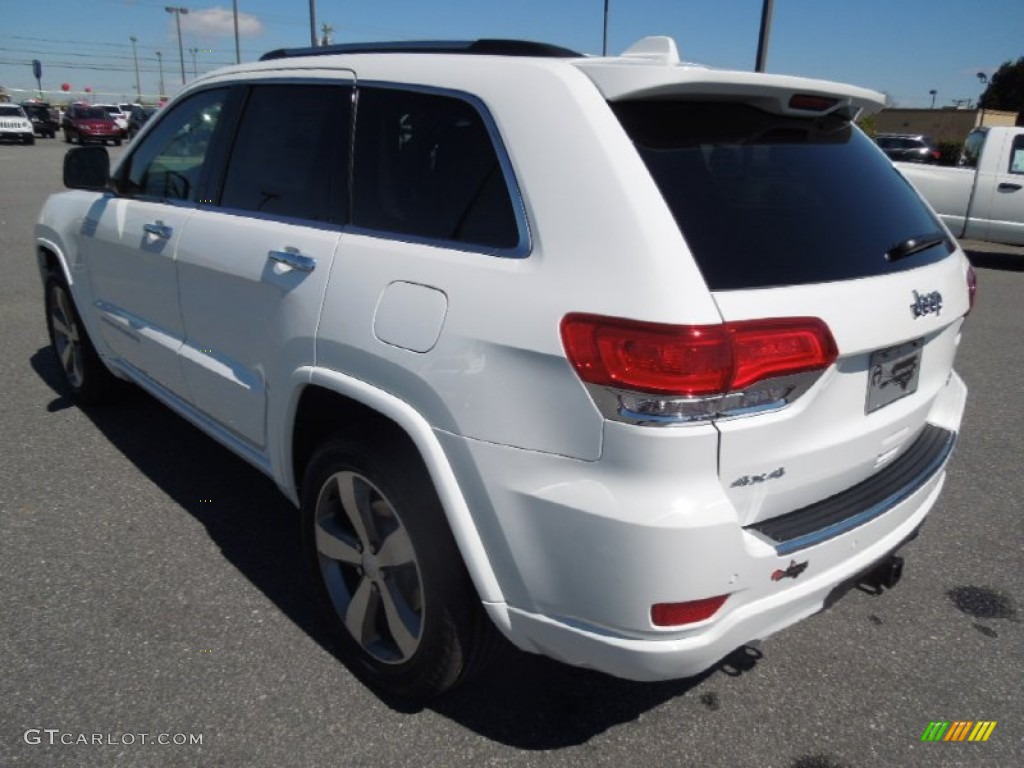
[875,108,1020,144]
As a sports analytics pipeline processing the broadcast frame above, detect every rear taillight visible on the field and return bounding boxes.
[560,316,731,396]
[729,318,838,388]
[966,264,977,315]
[561,314,837,424]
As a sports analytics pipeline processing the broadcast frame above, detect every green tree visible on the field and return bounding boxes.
[980,57,1024,112]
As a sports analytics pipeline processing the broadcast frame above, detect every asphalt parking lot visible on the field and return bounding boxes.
[1,138,1021,768]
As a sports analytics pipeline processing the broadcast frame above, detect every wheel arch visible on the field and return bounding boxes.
[36,238,71,287]
[286,368,506,610]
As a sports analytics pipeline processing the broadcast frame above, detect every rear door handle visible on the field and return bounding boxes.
[268,248,316,273]
[997,182,1022,192]
[143,221,173,239]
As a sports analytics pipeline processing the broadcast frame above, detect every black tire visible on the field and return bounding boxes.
[63,130,72,144]
[114,139,122,146]
[301,435,500,700]
[44,273,126,405]
[25,135,35,145]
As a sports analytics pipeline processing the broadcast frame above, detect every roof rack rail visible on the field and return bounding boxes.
[259,39,583,62]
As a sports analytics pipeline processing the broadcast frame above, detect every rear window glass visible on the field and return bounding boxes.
[613,101,951,290]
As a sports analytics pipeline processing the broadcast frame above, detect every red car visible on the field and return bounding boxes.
[62,103,122,146]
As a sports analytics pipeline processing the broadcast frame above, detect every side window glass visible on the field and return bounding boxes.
[220,84,351,224]
[1008,135,1024,175]
[352,87,520,251]
[959,129,986,169]
[122,89,227,203]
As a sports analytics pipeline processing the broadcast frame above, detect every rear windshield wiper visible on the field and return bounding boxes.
[885,233,950,262]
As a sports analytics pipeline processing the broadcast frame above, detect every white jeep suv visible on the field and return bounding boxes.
[36,37,973,699]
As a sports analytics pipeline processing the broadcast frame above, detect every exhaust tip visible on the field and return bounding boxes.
[859,554,905,593]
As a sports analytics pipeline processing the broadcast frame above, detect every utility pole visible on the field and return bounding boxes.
[166,6,190,86]
[602,1,609,56]
[232,0,241,63]
[309,0,318,47]
[156,51,165,98]
[320,23,334,46]
[755,0,775,72]
[130,36,142,101]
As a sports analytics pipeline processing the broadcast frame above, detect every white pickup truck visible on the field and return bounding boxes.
[896,126,1024,246]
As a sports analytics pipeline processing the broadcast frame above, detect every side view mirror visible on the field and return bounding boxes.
[63,146,111,191]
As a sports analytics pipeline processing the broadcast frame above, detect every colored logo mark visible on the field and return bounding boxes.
[920,721,997,742]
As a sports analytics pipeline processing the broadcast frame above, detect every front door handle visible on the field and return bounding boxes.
[268,248,316,273]
[997,182,1022,192]
[143,221,173,239]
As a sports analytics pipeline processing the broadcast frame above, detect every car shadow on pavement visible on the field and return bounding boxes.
[964,248,1024,271]
[30,346,759,748]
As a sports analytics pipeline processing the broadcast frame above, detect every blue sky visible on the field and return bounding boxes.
[1,0,1021,108]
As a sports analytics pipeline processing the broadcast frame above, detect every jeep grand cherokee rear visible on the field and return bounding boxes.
[38,36,970,700]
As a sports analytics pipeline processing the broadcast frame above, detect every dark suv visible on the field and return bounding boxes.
[21,102,60,138]
[875,133,941,163]
[127,104,157,139]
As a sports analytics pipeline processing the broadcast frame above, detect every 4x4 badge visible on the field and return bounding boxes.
[910,290,942,318]
[771,559,809,581]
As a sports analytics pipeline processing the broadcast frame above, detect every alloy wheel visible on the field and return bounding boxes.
[49,283,84,389]
[314,470,424,664]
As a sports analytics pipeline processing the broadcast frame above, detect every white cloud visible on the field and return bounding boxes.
[180,7,264,39]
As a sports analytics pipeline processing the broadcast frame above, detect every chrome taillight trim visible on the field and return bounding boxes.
[584,369,826,427]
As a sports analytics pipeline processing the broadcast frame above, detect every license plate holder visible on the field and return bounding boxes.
[866,339,923,413]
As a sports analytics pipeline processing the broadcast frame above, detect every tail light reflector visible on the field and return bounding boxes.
[651,595,729,626]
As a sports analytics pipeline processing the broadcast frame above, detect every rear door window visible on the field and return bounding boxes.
[1008,134,1024,174]
[613,101,951,290]
[219,84,351,225]
[959,128,987,169]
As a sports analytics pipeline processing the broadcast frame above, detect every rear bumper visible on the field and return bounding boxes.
[447,371,966,681]
[489,470,942,681]
[747,423,955,555]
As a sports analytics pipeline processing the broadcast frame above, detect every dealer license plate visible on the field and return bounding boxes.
[866,339,923,413]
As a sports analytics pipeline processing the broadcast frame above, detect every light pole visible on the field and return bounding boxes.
[928,89,937,109]
[189,47,198,78]
[976,72,988,127]
[166,6,189,85]
[130,36,142,101]
[309,0,318,47]
[156,51,165,98]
